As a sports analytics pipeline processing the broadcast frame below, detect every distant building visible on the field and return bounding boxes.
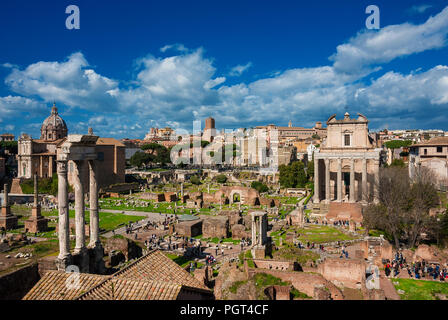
[409,136,448,190]
[314,112,384,204]
[17,103,67,179]
[202,117,216,142]
[144,127,175,140]
[255,122,326,145]
[0,133,15,142]
[18,104,125,189]
[67,137,126,189]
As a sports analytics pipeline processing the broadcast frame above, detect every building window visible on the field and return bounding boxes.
[344,134,351,146]
[424,149,427,155]
[437,146,443,153]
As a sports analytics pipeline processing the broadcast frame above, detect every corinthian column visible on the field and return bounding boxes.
[362,158,367,202]
[325,159,330,203]
[73,160,86,254]
[313,157,320,203]
[57,160,71,268]
[337,158,342,202]
[88,160,100,248]
[350,159,355,202]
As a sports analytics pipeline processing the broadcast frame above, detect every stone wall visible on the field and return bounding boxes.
[175,220,203,237]
[318,258,366,289]
[202,216,229,239]
[104,237,142,261]
[247,268,343,300]
[252,259,297,271]
[231,224,249,240]
[140,192,165,202]
[0,263,41,300]
[219,210,242,225]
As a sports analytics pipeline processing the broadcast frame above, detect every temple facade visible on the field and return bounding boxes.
[313,112,384,204]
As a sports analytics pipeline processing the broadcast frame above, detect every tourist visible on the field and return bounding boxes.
[385,263,391,278]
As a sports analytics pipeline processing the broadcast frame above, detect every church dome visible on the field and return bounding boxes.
[40,103,68,141]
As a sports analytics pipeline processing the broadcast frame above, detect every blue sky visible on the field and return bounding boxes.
[1,0,448,139]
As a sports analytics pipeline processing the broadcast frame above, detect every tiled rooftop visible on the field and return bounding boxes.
[23,250,212,300]
[79,279,183,300]
[113,250,208,290]
[23,271,107,300]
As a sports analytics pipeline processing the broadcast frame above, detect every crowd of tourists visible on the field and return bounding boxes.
[205,255,217,265]
[384,251,448,281]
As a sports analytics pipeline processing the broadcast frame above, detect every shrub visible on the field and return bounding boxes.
[216,174,227,184]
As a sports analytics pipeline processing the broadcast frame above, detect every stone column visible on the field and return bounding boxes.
[88,160,100,248]
[33,174,39,207]
[180,183,184,198]
[313,157,320,203]
[362,158,367,202]
[324,159,330,202]
[259,217,263,246]
[337,158,342,202]
[73,160,86,254]
[251,217,256,246]
[56,160,71,270]
[373,160,380,203]
[350,159,355,202]
[88,160,104,274]
[49,156,54,177]
[3,184,8,208]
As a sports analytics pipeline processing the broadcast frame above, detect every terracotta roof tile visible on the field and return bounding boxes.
[23,250,212,300]
[112,250,209,290]
[22,271,107,300]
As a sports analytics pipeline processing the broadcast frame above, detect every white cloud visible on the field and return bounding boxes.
[408,4,433,14]
[330,6,448,75]
[5,52,119,112]
[229,62,253,76]
[0,95,46,118]
[160,44,189,53]
[3,6,448,138]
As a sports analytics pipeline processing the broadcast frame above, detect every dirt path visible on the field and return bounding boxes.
[379,271,401,300]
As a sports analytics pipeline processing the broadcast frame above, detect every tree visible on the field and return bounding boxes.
[363,167,410,248]
[279,161,307,188]
[216,174,227,184]
[307,156,314,179]
[390,159,406,168]
[251,181,269,193]
[141,143,171,165]
[190,175,201,185]
[0,141,18,154]
[363,166,440,248]
[130,151,152,168]
[406,167,440,248]
[384,140,412,149]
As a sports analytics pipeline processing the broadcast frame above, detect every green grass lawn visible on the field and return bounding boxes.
[393,278,448,300]
[12,204,146,234]
[295,225,357,244]
[272,246,320,265]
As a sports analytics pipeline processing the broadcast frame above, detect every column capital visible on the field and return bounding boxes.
[57,160,68,174]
